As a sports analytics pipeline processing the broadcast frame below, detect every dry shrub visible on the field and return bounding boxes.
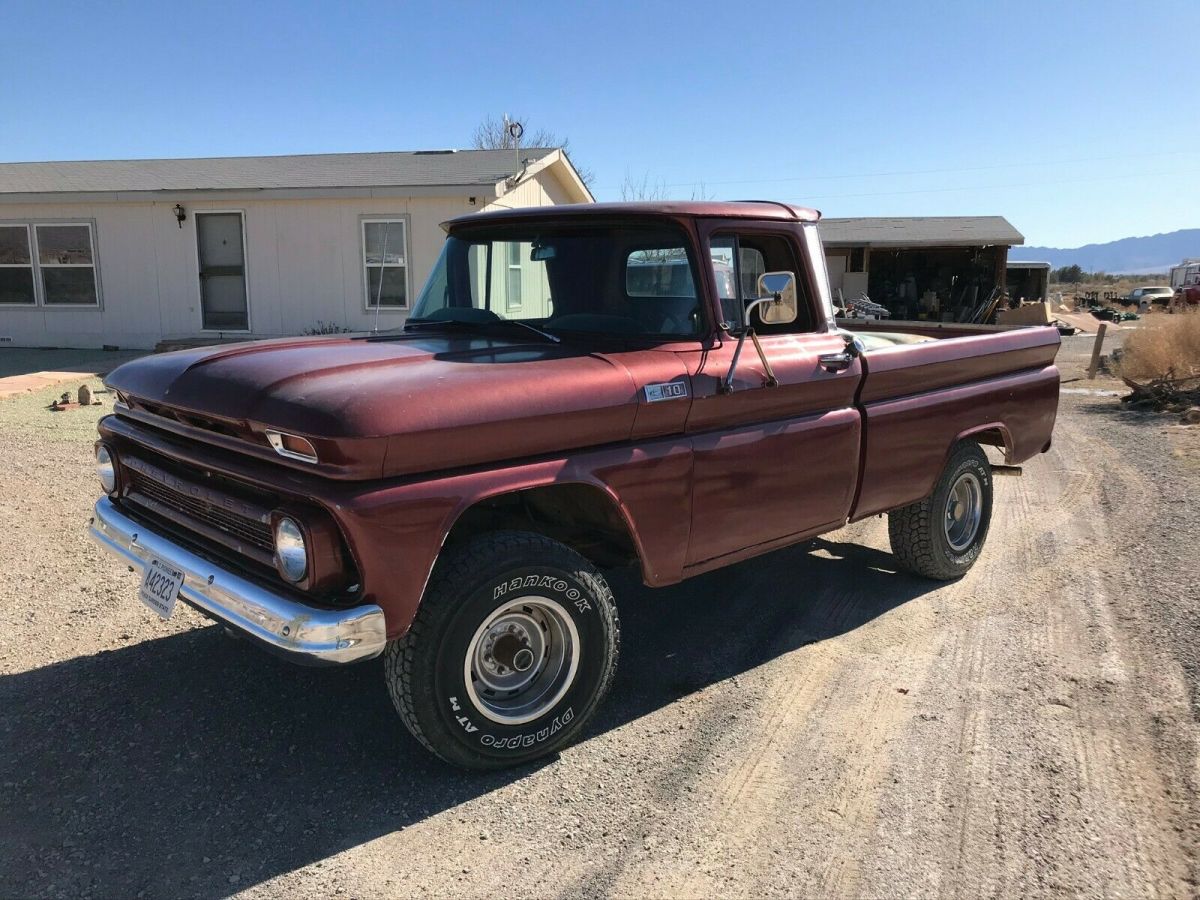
[1117,309,1200,383]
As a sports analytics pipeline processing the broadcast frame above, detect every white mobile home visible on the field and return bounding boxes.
[0,148,591,349]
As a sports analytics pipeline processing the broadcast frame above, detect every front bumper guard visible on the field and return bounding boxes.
[88,497,386,665]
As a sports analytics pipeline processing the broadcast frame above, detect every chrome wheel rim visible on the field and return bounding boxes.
[944,472,983,552]
[464,596,580,726]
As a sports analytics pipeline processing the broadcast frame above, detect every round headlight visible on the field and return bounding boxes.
[95,444,116,494]
[273,517,308,583]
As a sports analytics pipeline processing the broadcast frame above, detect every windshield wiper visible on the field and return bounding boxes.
[401,318,474,332]
[488,319,561,344]
[402,316,561,344]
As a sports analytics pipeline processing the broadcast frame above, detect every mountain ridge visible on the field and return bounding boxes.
[1010,228,1199,275]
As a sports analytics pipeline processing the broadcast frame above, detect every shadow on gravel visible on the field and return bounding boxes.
[1071,397,1177,426]
[0,537,933,898]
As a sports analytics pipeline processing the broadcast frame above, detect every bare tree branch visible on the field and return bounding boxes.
[620,171,667,201]
[470,114,594,190]
[620,170,713,201]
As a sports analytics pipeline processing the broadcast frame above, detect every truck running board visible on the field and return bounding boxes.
[991,465,1024,477]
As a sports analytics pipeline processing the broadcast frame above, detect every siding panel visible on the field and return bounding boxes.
[0,169,567,348]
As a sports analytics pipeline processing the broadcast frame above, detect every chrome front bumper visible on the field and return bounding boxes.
[88,497,387,665]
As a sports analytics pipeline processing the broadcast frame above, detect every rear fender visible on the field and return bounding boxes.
[955,423,1014,463]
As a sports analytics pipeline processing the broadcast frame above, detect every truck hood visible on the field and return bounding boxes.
[105,333,643,478]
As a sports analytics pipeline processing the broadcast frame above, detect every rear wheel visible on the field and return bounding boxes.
[888,442,993,580]
[385,531,620,769]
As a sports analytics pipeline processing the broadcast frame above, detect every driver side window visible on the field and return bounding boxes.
[708,233,813,333]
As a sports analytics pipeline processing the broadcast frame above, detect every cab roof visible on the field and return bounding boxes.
[445,200,821,231]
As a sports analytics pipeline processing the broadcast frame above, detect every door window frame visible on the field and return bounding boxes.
[194,209,251,333]
[700,220,826,336]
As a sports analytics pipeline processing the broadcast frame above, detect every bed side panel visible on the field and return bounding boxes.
[852,342,1059,521]
[858,327,1060,404]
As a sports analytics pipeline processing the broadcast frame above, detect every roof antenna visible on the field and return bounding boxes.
[372,223,389,333]
[507,118,525,185]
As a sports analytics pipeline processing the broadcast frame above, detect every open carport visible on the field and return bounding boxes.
[821,216,1024,321]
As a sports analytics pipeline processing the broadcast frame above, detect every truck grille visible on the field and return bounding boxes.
[121,455,275,561]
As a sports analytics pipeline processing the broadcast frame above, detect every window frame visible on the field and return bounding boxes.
[34,223,100,309]
[361,216,412,312]
[504,240,523,311]
[704,224,823,335]
[0,223,36,306]
[0,219,103,309]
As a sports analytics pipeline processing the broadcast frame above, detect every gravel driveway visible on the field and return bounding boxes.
[1,336,1196,898]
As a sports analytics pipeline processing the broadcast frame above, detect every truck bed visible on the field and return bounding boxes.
[839,319,1061,520]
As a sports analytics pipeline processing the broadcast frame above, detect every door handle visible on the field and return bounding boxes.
[819,335,863,373]
[818,352,853,373]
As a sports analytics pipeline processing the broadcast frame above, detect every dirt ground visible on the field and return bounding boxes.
[1,335,1197,899]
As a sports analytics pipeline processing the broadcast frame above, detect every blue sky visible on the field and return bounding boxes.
[4,0,1197,247]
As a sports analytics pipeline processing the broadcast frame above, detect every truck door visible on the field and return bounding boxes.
[681,223,864,571]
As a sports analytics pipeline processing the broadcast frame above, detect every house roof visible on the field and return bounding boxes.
[446,200,821,229]
[819,216,1024,248]
[0,148,559,196]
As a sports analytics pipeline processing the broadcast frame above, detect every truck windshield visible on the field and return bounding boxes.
[408,224,705,338]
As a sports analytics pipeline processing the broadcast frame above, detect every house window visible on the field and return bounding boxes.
[505,241,523,310]
[36,224,98,305]
[362,219,408,309]
[0,225,35,305]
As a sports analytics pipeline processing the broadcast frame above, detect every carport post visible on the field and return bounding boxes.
[1087,323,1108,380]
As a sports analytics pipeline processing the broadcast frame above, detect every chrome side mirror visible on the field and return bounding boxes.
[754,271,798,325]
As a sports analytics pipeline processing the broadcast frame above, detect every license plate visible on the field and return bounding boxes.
[138,558,185,619]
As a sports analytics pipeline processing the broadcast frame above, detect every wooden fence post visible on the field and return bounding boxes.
[1087,322,1108,380]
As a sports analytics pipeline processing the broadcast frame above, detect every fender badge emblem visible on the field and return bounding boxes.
[644,382,689,403]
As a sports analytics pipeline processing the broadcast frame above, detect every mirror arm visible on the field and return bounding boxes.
[718,327,747,394]
[749,329,779,387]
[719,294,782,393]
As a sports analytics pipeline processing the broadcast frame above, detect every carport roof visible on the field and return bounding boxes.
[819,216,1024,248]
[0,148,559,195]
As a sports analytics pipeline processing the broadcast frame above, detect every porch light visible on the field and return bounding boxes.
[172,204,186,228]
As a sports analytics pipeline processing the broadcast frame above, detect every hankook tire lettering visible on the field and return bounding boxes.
[493,575,573,600]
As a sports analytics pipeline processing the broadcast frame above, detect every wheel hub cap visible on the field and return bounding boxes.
[465,596,580,726]
[944,472,982,552]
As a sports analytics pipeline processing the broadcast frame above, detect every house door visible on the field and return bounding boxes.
[196,212,248,331]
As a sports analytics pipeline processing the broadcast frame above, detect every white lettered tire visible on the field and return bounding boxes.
[384,531,620,769]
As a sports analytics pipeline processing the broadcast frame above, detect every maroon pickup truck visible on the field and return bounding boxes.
[89,202,1060,769]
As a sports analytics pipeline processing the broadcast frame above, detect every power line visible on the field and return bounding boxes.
[779,167,1200,202]
[593,148,1200,192]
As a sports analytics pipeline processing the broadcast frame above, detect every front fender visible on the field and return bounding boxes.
[337,437,694,640]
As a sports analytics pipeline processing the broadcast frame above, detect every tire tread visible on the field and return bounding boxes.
[384,531,620,768]
[888,442,991,581]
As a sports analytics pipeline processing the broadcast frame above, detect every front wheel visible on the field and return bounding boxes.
[888,441,994,580]
[385,531,620,769]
